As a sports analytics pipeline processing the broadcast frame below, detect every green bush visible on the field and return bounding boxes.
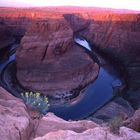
[109,116,123,134]
[21,91,50,115]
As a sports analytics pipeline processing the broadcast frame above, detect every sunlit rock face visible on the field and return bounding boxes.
[0,87,32,140]
[16,18,99,96]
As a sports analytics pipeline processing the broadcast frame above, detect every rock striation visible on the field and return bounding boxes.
[16,18,99,96]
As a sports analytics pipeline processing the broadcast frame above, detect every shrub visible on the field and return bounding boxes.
[21,91,50,115]
[109,116,123,134]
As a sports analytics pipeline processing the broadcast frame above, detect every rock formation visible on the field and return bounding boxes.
[34,113,98,137]
[0,7,140,140]
[16,18,99,96]
[0,86,140,140]
[34,126,140,140]
[33,112,140,140]
[64,13,140,109]
[0,87,32,140]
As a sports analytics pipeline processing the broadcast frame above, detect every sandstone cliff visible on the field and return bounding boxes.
[16,18,99,96]
[64,13,140,109]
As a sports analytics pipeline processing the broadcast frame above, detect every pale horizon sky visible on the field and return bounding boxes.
[0,0,140,11]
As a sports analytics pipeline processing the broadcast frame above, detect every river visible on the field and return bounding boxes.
[0,37,123,120]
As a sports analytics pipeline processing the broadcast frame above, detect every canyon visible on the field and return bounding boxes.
[0,6,140,140]
[16,18,99,96]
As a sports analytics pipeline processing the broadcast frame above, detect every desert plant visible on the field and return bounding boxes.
[109,116,123,134]
[21,91,50,115]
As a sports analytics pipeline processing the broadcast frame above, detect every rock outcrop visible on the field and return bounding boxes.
[33,113,140,140]
[34,127,140,140]
[34,113,98,137]
[16,18,99,96]
[0,87,32,140]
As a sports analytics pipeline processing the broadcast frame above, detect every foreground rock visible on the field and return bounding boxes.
[34,127,140,140]
[33,113,140,140]
[0,87,139,140]
[0,87,32,140]
[34,113,98,137]
[16,18,99,96]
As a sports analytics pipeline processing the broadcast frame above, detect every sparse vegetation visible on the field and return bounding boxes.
[21,91,50,115]
[109,116,123,134]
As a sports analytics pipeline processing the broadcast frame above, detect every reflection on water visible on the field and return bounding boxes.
[74,37,92,51]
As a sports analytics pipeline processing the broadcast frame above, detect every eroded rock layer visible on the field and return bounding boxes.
[16,18,99,96]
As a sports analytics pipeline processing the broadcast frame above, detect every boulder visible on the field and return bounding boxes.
[16,18,99,96]
[0,87,32,140]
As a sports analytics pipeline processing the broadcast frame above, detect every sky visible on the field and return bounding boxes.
[0,0,140,11]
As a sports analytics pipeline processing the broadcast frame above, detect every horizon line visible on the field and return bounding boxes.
[0,5,140,12]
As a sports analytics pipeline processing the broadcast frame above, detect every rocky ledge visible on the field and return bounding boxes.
[0,87,140,140]
[16,18,99,97]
